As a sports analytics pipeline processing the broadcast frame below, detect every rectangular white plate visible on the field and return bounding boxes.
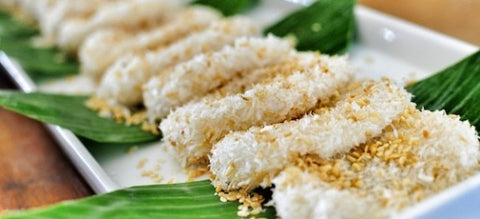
[1,1,479,218]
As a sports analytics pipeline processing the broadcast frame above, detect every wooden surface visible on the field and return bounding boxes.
[360,0,480,45]
[0,0,478,215]
[0,69,93,212]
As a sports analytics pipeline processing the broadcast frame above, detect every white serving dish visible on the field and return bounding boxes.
[1,1,478,218]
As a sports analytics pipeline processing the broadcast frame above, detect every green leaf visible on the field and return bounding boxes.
[0,40,78,79]
[407,50,480,130]
[0,91,159,143]
[0,9,78,81]
[0,180,276,219]
[264,0,356,54]
[0,10,36,39]
[191,0,259,16]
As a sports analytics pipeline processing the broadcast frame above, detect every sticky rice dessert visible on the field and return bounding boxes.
[96,17,259,106]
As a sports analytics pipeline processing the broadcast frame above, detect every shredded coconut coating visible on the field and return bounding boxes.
[161,54,352,169]
[12,0,56,21]
[80,6,220,79]
[271,109,479,218]
[57,0,181,52]
[272,167,385,219]
[3,0,111,45]
[38,0,110,44]
[198,51,322,102]
[352,109,480,211]
[97,17,259,106]
[143,35,294,120]
[210,79,413,191]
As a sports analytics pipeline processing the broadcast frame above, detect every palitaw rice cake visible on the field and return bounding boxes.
[39,0,114,44]
[272,108,479,218]
[2,2,479,218]
[143,35,294,120]
[210,79,413,191]
[161,53,352,169]
[80,6,221,79]
[96,17,259,106]
[57,0,181,52]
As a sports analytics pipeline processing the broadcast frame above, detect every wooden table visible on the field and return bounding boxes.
[0,0,479,214]
[0,68,93,211]
[360,0,480,46]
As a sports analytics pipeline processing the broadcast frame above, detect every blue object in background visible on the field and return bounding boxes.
[419,185,480,219]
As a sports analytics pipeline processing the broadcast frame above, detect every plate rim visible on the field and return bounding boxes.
[0,4,479,217]
[0,52,118,194]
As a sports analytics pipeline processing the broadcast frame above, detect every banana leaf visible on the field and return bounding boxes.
[0,180,276,219]
[408,50,480,131]
[191,0,259,16]
[0,10,78,81]
[264,0,356,54]
[0,91,159,143]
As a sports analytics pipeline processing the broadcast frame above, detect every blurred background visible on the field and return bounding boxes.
[0,0,479,212]
[361,0,480,45]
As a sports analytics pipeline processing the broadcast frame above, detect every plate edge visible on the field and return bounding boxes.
[0,52,118,194]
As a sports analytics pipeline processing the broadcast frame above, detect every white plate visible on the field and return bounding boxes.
[1,1,479,218]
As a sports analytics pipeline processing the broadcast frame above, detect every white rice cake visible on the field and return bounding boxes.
[210,79,413,191]
[272,109,479,218]
[161,54,352,169]
[96,17,259,106]
[79,6,221,78]
[143,35,294,120]
[57,0,181,52]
